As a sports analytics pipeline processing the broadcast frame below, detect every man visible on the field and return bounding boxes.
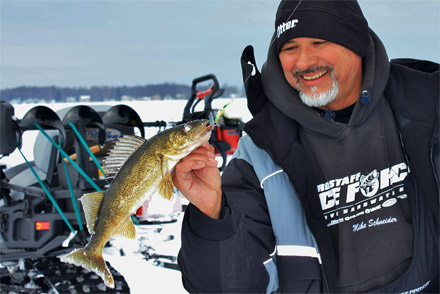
[173,0,439,293]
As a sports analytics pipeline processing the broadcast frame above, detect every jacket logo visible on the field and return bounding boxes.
[316,162,409,226]
[277,19,299,38]
[359,169,379,197]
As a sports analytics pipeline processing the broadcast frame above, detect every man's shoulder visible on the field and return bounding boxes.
[385,58,438,125]
[386,58,439,105]
[390,58,439,74]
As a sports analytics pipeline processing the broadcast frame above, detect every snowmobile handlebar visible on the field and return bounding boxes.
[183,74,224,122]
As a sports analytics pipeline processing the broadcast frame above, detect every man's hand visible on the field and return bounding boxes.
[173,142,222,219]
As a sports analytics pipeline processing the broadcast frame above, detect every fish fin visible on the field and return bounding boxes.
[158,173,175,200]
[158,153,167,176]
[104,135,146,179]
[113,217,137,239]
[81,191,105,234]
[61,248,115,288]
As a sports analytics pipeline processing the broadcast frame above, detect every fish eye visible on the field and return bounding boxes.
[184,124,192,133]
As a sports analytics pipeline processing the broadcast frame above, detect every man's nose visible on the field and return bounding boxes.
[295,47,319,72]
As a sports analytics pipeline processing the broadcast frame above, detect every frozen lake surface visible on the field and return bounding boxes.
[103,212,188,293]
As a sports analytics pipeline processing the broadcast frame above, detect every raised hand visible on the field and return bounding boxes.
[173,142,222,219]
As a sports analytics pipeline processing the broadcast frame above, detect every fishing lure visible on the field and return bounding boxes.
[214,101,232,124]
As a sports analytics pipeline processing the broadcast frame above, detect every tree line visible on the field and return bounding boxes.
[0,83,241,103]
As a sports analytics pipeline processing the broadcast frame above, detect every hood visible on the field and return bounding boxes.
[259,29,390,139]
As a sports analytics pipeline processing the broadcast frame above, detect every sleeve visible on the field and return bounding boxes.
[178,157,275,293]
[386,62,440,229]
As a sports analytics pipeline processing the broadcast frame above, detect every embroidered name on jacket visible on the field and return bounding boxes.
[317,162,409,227]
[277,19,299,38]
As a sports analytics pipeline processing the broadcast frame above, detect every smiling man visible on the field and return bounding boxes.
[175,0,439,293]
[279,37,362,110]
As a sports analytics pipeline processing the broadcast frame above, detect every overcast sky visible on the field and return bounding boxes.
[1,0,439,90]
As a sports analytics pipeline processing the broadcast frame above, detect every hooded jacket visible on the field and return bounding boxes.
[178,29,439,293]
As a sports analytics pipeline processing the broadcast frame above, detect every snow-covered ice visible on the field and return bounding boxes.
[104,210,188,293]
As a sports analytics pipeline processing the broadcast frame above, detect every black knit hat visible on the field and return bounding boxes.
[275,0,370,56]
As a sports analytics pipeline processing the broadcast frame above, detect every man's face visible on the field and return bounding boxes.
[278,37,363,110]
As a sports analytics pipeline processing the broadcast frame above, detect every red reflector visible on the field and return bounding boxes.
[36,222,50,231]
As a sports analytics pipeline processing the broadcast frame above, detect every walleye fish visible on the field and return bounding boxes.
[61,120,212,288]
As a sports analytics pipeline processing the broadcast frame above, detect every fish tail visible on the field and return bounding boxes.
[61,248,115,288]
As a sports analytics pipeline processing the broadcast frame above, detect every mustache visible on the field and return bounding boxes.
[293,65,334,80]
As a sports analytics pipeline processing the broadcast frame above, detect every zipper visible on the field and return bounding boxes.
[247,134,331,293]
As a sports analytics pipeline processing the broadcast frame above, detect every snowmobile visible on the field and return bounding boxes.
[0,74,244,293]
[0,102,148,293]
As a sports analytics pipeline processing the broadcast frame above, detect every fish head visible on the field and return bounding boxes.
[163,119,213,156]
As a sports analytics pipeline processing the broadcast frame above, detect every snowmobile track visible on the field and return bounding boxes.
[0,256,130,294]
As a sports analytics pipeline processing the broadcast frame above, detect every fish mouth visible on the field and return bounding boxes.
[206,122,214,132]
[194,120,213,140]
[192,120,213,142]
[204,122,214,140]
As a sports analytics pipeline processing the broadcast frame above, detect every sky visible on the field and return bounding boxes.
[0,0,439,90]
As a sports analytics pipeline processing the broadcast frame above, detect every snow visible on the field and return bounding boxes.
[104,211,188,293]
[1,99,251,293]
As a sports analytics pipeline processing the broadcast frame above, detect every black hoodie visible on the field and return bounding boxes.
[261,30,413,292]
